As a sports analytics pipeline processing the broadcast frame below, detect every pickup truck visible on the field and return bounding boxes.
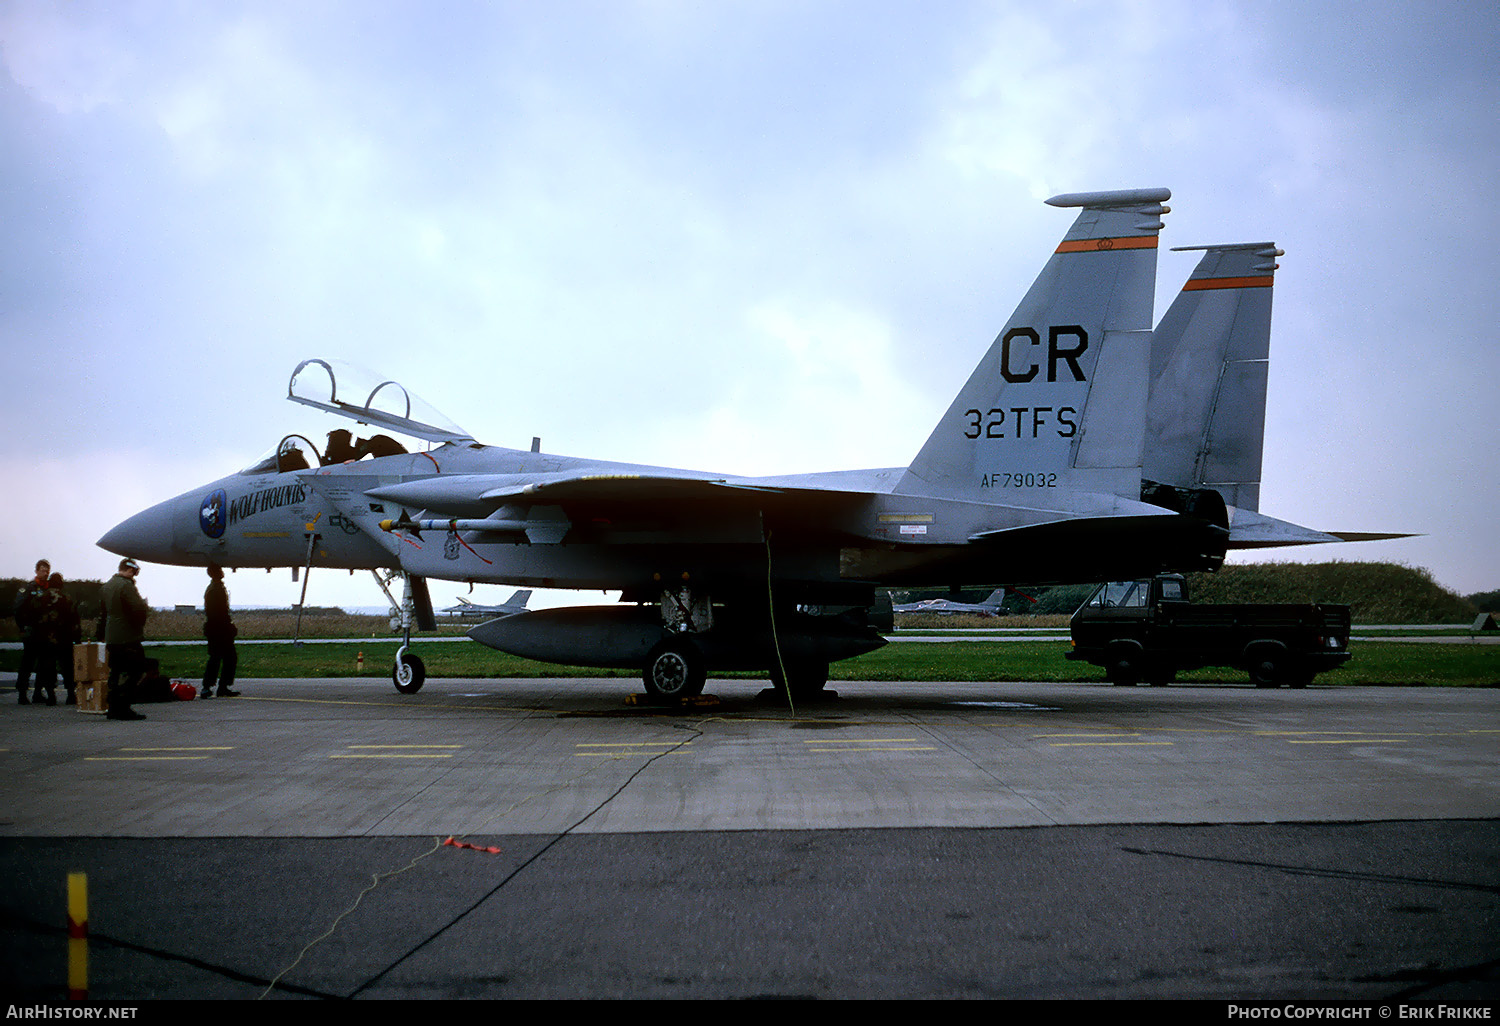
[1066,574,1351,687]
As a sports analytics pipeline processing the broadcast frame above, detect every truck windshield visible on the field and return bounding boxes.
[1090,580,1149,609]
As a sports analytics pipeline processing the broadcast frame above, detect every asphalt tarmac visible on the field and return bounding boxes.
[1,676,1497,1001]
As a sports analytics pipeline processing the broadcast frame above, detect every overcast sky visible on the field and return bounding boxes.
[2,0,1497,612]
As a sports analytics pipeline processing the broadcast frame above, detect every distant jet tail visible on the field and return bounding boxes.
[1145,243,1282,513]
[979,588,1006,609]
[505,589,533,608]
[896,188,1169,503]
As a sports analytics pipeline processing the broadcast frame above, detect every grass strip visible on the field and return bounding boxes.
[7,640,1489,686]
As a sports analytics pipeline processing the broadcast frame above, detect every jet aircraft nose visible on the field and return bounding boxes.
[98,496,190,565]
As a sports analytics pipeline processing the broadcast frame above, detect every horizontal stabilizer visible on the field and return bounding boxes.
[1222,510,1415,549]
[1327,531,1419,543]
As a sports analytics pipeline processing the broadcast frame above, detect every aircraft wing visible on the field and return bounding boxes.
[365,471,789,518]
[369,474,792,522]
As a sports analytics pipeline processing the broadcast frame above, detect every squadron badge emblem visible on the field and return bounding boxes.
[200,489,228,539]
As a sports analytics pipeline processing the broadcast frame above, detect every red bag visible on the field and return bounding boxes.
[169,679,197,701]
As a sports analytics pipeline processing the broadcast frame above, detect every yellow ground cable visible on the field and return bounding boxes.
[259,837,443,1000]
[763,522,796,716]
[262,748,630,999]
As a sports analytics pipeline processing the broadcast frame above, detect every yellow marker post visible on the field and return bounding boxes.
[67,873,87,1000]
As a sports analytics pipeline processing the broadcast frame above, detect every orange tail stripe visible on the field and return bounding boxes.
[1055,236,1159,253]
[1182,275,1274,291]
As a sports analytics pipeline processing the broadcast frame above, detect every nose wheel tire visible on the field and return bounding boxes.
[644,641,706,699]
[393,652,426,694]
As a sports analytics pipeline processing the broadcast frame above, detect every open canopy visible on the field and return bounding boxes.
[287,358,474,444]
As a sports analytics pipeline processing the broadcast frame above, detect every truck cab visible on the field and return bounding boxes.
[1068,574,1351,688]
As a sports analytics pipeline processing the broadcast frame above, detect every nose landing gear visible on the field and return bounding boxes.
[373,570,434,694]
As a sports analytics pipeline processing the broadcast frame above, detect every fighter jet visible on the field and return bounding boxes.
[441,590,533,620]
[99,187,1252,699]
[892,589,1008,617]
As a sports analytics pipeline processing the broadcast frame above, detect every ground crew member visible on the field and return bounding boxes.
[201,564,239,698]
[12,559,50,704]
[99,558,150,721]
[34,573,81,706]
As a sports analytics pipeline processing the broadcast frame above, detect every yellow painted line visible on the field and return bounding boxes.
[120,747,235,752]
[1256,731,1374,736]
[1257,731,1462,738]
[328,753,456,759]
[1036,732,1141,738]
[575,742,687,748]
[808,746,937,752]
[85,756,211,761]
[803,738,919,744]
[344,745,463,750]
[1284,739,1407,745]
[1048,742,1174,747]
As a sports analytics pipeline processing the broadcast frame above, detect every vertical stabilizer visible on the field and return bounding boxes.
[897,188,1169,501]
[1145,243,1282,512]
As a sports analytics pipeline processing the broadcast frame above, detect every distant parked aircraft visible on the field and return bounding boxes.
[892,589,1008,617]
[440,590,533,620]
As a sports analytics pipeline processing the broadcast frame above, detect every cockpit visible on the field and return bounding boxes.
[236,359,474,476]
[236,431,412,476]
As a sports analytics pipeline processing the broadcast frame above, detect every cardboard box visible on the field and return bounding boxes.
[73,643,108,683]
[77,678,108,714]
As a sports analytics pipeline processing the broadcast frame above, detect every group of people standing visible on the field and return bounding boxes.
[12,558,81,706]
[14,557,239,721]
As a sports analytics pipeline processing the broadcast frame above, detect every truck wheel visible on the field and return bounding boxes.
[1287,668,1313,689]
[1249,654,1284,688]
[1107,653,1139,687]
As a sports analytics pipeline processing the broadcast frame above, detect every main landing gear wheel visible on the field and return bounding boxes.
[393,652,426,694]
[771,661,830,700]
[643,641,706,700]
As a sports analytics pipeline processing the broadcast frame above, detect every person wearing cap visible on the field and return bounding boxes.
[201,564,239,698]
[12,559,51,704]
[99,558,150,721]
[35,573,81,706]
